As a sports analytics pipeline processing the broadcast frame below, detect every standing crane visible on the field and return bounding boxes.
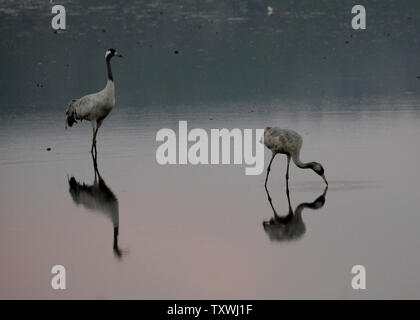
[262,127,328,186]
[66,48,123,156]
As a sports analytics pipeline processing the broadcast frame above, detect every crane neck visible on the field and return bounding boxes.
[106,57,113,82]
[291,152,311,169]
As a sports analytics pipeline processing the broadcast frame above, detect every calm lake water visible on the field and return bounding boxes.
[1,0,420,299]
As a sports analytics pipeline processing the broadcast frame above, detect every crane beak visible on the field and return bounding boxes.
[115,52,123,58]
[321,174,328,186]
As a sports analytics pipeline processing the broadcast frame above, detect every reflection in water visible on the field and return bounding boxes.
[68,155,125,259]
[263,185,327,242]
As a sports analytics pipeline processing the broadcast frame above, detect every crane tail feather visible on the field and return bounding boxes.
[65,99,78,128]
[66,113,77,127]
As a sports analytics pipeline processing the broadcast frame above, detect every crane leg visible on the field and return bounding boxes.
[264,184,278,218]
[91,151,99,183]
[286,182,292,213]
[264,153,276,188]
[286,154,291,182]
[91,128,95,153]
[91,127,98,158]
[94,131,98,155]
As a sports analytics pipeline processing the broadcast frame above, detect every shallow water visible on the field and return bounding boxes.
[1,0,420,299]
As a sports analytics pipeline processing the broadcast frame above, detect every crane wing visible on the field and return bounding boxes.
[65,94,96,127]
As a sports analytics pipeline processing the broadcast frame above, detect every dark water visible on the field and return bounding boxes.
[1,0,420,299]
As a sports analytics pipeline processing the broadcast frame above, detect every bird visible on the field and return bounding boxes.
[66,48,123,156]
[263,185,327,242]
[68,154,124,259]
[262,127,328,187]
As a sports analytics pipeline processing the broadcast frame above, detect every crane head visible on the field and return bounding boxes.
[309,162,328,186]
[106,48,124,59]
